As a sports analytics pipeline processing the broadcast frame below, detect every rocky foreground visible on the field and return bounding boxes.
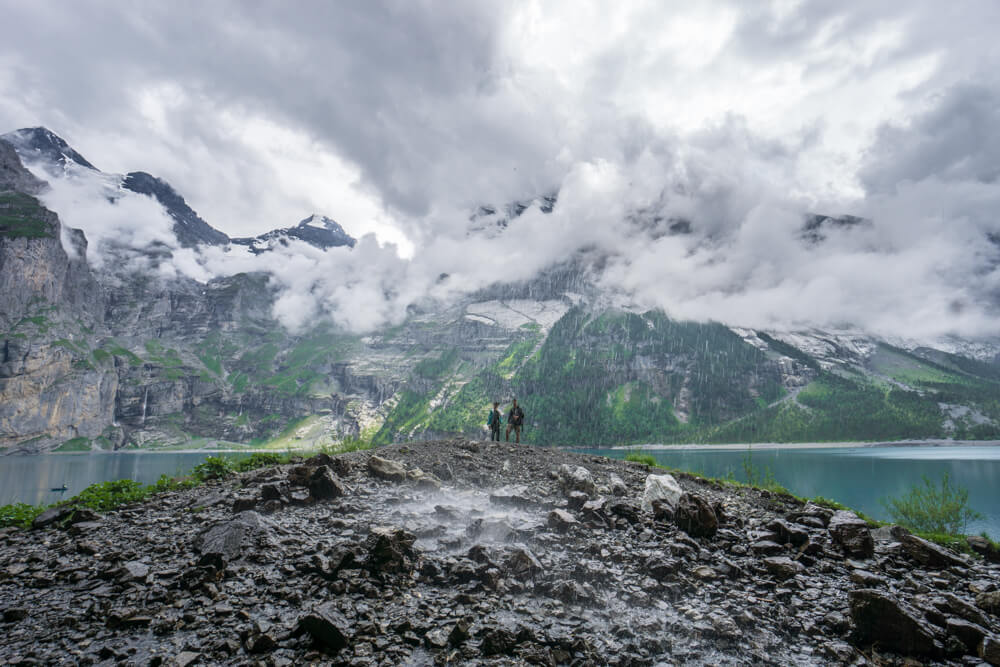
[2,440,1000,666]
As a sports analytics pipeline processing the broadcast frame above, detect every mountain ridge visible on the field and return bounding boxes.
[2,127,1000,454]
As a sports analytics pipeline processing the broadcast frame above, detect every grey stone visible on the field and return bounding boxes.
[674,492,718,538]
[945,617,987,653]
[849,588,941,658]
[608,473,628,496]
[556,464,597,498]
[367,456,406,482]
[828,510,874,559]
[194,511,271,563]
[977,591,1000,615]
[505,548,542,577]
[967,535,1000,563]
[641,474,683,513]
[547,509,578,532]
[901,534,966,569]
[308,465,345,500]
[763,556,805,580]
[980,635,1000,665]
[297,603,351,653]
[122,560,149,582]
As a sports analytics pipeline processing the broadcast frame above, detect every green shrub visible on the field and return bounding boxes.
[0,503,45,529]
[881,472,983,536]
[73,479,148,512]
[191,456,234,481]
[148,474,197,493]
[233,452,284,472]
[624,452,658,467]
[339,436,374,453]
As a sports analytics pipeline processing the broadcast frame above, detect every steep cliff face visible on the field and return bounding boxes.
[0,140,115,452]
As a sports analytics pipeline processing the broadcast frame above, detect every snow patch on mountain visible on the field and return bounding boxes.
[464,299,569,331]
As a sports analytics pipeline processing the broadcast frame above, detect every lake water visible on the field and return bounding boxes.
[575,444,1000,539]
[0,451,247,507]
[3,444,999,539]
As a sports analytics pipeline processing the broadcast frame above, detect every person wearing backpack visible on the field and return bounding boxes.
[486,401,502,441]
[506,398,525,443]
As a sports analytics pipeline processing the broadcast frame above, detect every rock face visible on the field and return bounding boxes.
[0,139,112,451]
[4,440,996,666]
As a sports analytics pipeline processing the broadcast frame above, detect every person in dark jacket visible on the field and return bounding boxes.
[487,401,502,441]
[506,398,525,443]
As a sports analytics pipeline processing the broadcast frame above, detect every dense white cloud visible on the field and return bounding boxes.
[3,1,1000,340]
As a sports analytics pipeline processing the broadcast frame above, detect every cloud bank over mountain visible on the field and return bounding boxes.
[3,1,1000,340]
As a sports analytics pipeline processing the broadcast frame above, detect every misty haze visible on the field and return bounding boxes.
[2,2,1000,665]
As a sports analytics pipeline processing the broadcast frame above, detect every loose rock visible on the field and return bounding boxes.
[828,510,874,559]
[641,473,682,513]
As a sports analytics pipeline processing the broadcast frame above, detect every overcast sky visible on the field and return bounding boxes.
[3,1,1000,339]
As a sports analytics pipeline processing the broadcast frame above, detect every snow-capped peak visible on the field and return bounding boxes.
[299,214,346,234]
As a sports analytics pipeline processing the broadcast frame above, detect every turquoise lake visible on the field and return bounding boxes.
[575,444,1000,539]
[2,444,998,539]
[0,451,247,507]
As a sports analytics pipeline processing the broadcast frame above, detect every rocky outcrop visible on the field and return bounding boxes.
[3,440,996,665]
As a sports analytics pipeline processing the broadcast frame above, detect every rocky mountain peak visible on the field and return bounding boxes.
[122,171,229,248]
[0,127,97,172]
[230,214,356,254]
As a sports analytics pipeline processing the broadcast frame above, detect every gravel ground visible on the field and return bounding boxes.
[1,438,998,666]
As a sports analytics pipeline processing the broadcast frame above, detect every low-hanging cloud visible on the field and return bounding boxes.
[6,2,1000,343]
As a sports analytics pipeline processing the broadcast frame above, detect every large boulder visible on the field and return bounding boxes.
[364,526,418,573]
[900,534,966,569]
[945,617,988,654]
[296,603,351,653]
[828,511,874,559]
[194,511,272,563]
[641,474,683,514]
[308,465,346,500]
[849,589,941,658]
[674,493,718,538]
[765,518,809,547]
[367,456,407,482]
[556,465,597,498]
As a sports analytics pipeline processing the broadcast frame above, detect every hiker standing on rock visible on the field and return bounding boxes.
[487,401,502,441]
[506,398,525,443]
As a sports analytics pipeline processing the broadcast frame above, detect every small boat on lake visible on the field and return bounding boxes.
[50,484,67,492]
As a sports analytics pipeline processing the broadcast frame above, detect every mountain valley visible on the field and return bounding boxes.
[3,128,1000,455]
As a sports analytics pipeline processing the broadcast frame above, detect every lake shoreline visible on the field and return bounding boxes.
[609,439,1000,451]
[15,438,1000,457]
